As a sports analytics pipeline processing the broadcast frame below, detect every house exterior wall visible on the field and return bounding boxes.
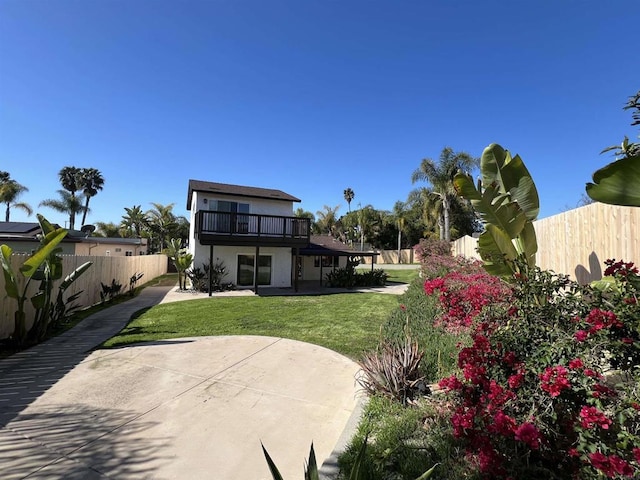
[73,241,147,256]
[1,240,76,255]
[191,243,293,288]
[188,190,296,288]
[299,255,347,282]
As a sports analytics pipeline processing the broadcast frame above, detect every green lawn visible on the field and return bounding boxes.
[103,293,400,359]
[384,268,420,284]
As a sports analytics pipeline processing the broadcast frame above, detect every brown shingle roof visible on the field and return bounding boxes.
[187,179,301,210]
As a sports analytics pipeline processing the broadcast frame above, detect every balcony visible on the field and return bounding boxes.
[195,210,311,247]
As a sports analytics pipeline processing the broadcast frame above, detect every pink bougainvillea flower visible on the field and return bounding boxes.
[580,406,612,430]
[575,330,589,342]
[514,422,541,450]
[568,358,584,370]
[539,366,571,397]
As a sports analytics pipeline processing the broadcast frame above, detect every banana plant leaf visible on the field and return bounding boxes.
[586,154,640,206]
[1,245,20,299]
[20,229,67,278]
[480,144,539,220]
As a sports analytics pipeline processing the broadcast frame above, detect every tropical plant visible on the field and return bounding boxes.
[39,190,86,230]
[586,90,640,207]
[0,214,91,345]
[262,437,437,480]
[392,201,406,262]
[165,238,193,290]
[294,208,315,221]
[146,203,188,252]
[128,272,144,296]
[0,171,32,222]
[344,187,355,212]
[78,167,104,226]
[121,205,149,237]
[453,143,539,278]
[58,166,82,196]
[357,336,426,406]
[94,221,123,238]
[436,260,640,480]
[315,205,340,235]
[412,147,479,242]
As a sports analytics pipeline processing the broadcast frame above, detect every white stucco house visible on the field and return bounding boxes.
[187,179,311,292]
[186,179,380,293]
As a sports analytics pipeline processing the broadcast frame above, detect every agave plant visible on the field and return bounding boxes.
[262,439,438,480]
[453,143,539,278]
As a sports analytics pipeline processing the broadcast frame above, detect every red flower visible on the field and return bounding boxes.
[514,422,541,450]
[508,372,524,389]
[568,358,584,370]
[589,452,614,477]
[580,406,611,430]
[575,330,589,342]
[584,308,622,332]
[492,411,517,436]
[439,375,463,391]
[539,365,571,397]
[633,447,640,463]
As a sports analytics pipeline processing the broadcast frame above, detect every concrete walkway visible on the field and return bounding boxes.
[0,285,372,479]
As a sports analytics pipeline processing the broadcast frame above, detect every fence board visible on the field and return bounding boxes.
[1,254,168,340]
[452,203,640,284]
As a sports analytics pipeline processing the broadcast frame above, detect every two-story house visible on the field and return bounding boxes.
[187,179,311,293]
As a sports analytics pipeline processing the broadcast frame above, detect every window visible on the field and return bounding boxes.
[115,248,122,253]
[214,201,250,233]
[125,251,133,256]
[237,255,272,286]
[314,256,339,267]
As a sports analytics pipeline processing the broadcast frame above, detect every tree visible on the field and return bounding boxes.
[79,168,104,226]
[411,147,479,241]
[146,202,180,253]
[392,201,406,262]
[0,172,32,221]
[343,188,355,212]
[121,205,149,238]
[95,221,123,238]
[315,205,340,235]
[39,190,85,230]
[294,207,315,221]
[58,166,82,196]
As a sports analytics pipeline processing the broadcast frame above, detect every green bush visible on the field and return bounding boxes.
[338,395,475,480]
[381,280,464,382]
[325,267,388,288]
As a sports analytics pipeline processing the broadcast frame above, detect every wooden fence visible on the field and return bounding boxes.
[361,249,415,264]
[452,203,640,284]
[0,254,168,340]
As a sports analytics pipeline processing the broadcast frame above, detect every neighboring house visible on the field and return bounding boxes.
[187,180,379,292]
[187,179,311,292]
[0,222,148,256]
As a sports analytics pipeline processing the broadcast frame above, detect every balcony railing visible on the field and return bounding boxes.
[195,210,310,247]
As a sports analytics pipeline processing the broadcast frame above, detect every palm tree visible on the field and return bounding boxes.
[58,166,82,196]
[411,147,478,241]
[392,201,406,263]
[39,190,86,230]
[315,205,340,235]
[0,172,32,221]
[294,208,315,221]
[343,188,355,212]
[95,221,123,238]
[121,205,149,237]
[79,168,104,226]
[146,202,178,252]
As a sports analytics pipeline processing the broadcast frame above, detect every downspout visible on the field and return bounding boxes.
[253,245,260,294]
[209,245,213,297]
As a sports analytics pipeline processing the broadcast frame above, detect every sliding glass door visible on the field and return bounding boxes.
[237,255,272,286]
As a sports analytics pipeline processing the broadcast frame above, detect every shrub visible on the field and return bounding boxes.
[437,262,640,479]
[381,280,463,382]
[325,267,388,288]
[338,395,475,480]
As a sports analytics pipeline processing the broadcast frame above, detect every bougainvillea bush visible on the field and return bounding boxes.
[436,260,640,479]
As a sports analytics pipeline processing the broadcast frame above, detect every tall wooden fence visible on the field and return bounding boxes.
[0,254,168,340]
[362,249,415,265]
[452,203,640,284]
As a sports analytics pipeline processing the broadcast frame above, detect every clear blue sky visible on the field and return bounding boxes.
[1,0,638,229]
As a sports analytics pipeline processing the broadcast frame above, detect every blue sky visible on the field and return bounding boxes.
[1,0,638,229]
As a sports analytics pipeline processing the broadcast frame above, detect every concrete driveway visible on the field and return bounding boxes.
[0,287,364,479]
